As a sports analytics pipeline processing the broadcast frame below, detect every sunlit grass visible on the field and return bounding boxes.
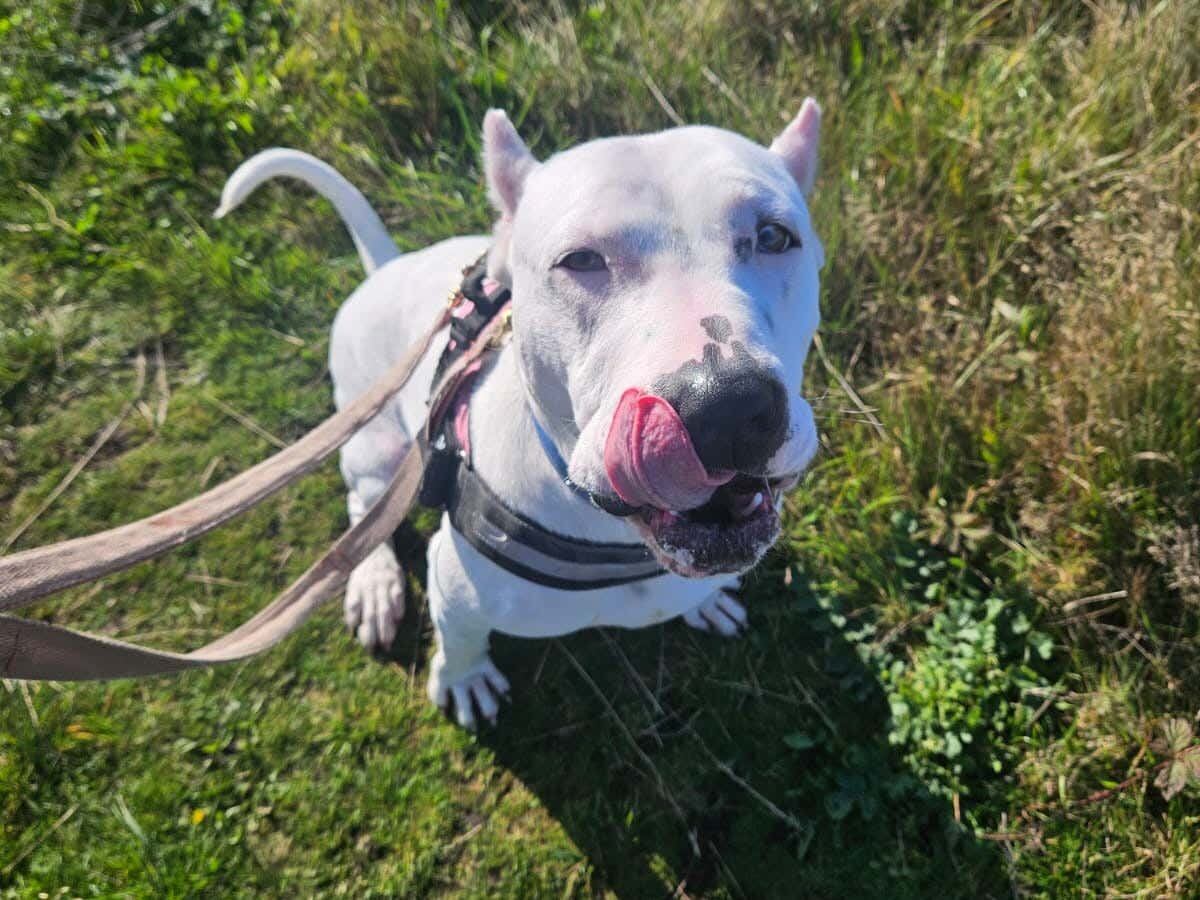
[2,1,1198,896]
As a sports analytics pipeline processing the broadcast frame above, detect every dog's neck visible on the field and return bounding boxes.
[467,345,641,544]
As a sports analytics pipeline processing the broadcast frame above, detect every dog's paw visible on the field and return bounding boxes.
[683,590,748,637]
[427,655,511,730]
[344,546,405,650]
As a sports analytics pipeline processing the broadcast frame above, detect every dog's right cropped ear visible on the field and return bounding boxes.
[483,109,538,219]
[769,98,821,197]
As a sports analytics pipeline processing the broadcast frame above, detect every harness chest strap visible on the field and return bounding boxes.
[447,465,663,590]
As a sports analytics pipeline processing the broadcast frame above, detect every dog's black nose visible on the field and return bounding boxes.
[657,355,788,473]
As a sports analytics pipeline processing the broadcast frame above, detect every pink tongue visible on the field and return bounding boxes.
[604,388,734,511]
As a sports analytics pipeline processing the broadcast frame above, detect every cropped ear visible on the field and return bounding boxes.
[483,109,539,219]
[769,98,821,196]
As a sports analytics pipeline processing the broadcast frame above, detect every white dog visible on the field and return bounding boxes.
[216,100,824,727]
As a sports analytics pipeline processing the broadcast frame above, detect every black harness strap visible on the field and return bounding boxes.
[417,254,666,591]
[448,465,662,591]
[433,255,510,385]
[417,254,507,511]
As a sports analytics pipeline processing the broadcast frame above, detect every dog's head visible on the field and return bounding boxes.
[484,101,824,578]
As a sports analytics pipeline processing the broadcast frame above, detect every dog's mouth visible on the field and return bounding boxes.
[596,386,801,576]
[620,473,794,577]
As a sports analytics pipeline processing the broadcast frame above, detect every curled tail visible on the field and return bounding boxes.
[215,148,401,275]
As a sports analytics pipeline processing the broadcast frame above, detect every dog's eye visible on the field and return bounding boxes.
[555,249,607,272]
[756,222,797,254]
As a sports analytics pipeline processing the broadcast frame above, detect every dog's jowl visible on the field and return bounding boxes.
[218,99,825,728]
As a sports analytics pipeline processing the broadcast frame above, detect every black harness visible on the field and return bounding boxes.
[417,257,664,591]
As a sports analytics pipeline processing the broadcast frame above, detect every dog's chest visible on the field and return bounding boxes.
[437,522,734,637]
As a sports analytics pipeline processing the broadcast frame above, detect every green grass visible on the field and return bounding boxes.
[2,0,1199,896]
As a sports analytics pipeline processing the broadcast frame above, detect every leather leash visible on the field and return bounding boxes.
[0,285,511,681]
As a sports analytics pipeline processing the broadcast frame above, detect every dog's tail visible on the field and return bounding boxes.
[214,148,400,275]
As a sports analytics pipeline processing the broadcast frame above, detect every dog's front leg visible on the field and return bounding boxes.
[682,577,747,637]
[425,527,510,729]
[340,422,407,649]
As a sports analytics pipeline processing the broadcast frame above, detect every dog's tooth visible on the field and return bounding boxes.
[734,492,763,519]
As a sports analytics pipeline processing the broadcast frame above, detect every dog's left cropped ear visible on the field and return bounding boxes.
[483,109,539,219]
[769,98,821,196]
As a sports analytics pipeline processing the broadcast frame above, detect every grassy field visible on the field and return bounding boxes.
[2,0,1199,896]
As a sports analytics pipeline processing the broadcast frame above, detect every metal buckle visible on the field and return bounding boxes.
[488,307,513,348]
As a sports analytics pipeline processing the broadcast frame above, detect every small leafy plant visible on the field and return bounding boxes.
[1153,717,1200,802]
[815,512,1057,808]
[875,513,1055,803]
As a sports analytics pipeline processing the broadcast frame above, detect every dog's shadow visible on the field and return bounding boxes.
[384,527,1009,898]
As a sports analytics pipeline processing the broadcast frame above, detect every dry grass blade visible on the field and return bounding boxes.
[2,352,148,554]
[1061,590,1128,614]
[154,339,170,426]
[201,393,287,449]
[641,70,685,127]
[695,738,805,832]
[111,0,203,55]
[556,640,697,850]
[812,333,889,442]
[1,804,78,877]
[701,65,752,118]
[952,330,1011,392]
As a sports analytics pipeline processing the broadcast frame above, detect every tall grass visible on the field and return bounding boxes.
[2,1,1198,895]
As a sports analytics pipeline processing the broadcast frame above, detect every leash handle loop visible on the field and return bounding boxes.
[0,288,512,681]
[0,306,450,614]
